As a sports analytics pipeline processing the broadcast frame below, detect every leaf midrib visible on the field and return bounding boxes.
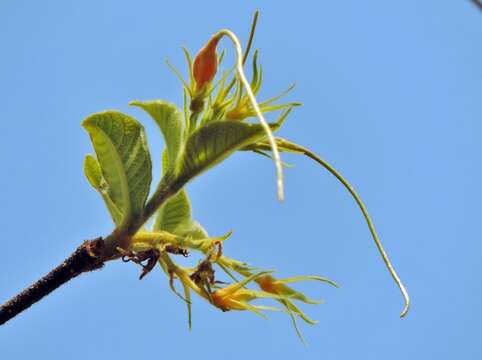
[179,123,266,180]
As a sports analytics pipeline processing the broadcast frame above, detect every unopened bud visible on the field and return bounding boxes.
[193,34,223,90]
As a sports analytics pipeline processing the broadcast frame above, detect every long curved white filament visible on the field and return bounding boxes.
[216,29,285,201]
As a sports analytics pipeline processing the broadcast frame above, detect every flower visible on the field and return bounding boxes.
[211,271,279,316]
[254,274,337,341]
[256,274,338,304]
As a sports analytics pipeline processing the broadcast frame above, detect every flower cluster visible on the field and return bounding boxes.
[167,30,300,134]
[125,229,337,339]
[83,12,409,339]
[119,18,337,340]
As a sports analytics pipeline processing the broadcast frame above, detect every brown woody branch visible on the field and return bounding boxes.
[471,0,482,10]
[0,238,107,326]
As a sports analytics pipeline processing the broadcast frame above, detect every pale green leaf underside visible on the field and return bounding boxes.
[130,100,184,172]
[83,155,123,225]
[162,149,169,175]
[175,220,208,240]
[153,189,208,240]
[153,189,191,233]
[177,121,278,183]
[84,154,102,189]
[82,111,152,228]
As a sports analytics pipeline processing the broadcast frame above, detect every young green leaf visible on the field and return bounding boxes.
[174,220,208,240]
[130,100,184,172]
[83,154,102,189]
[82,111,152,230]
[176,121,279,184]
[83,154,123,225]
[153,189,208,239]
[153,189,192,233]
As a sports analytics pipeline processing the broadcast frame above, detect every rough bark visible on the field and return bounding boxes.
[0,238,105,325]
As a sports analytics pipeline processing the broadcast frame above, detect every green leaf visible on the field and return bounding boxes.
[153,189,208,240]
[84,154,102,189]
[176,121,279,183]
[130,100,184,172]
[175,220,208,240]
[162,149,169,175]
[82,111,152,229]
[83,155,123,225]
[153,189,191,233]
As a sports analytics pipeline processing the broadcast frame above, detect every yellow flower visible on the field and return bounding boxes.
[212,288,258,311]
[211,271,279,316]
[256,274,338,304]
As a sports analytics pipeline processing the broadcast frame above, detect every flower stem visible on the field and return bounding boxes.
[223,11,259,96]
[216,28,284,201]
[274,138,410,317]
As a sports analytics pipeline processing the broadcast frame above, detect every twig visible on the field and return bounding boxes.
[0,238,106,325]
[470,0,482,11]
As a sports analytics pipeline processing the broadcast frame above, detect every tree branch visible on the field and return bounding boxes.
[0,238,106,326]
[471,0,482,11]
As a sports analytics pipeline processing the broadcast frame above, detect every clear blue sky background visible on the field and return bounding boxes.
[1,1,481,358]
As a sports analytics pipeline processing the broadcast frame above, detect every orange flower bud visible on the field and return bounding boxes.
[256,274,337,303]
[256,274,283,294]
[193,34,223,90]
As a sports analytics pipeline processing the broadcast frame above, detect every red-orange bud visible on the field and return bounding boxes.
[193,34,222,90]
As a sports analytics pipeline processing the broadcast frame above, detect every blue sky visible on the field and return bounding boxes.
[1,1,481,359]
